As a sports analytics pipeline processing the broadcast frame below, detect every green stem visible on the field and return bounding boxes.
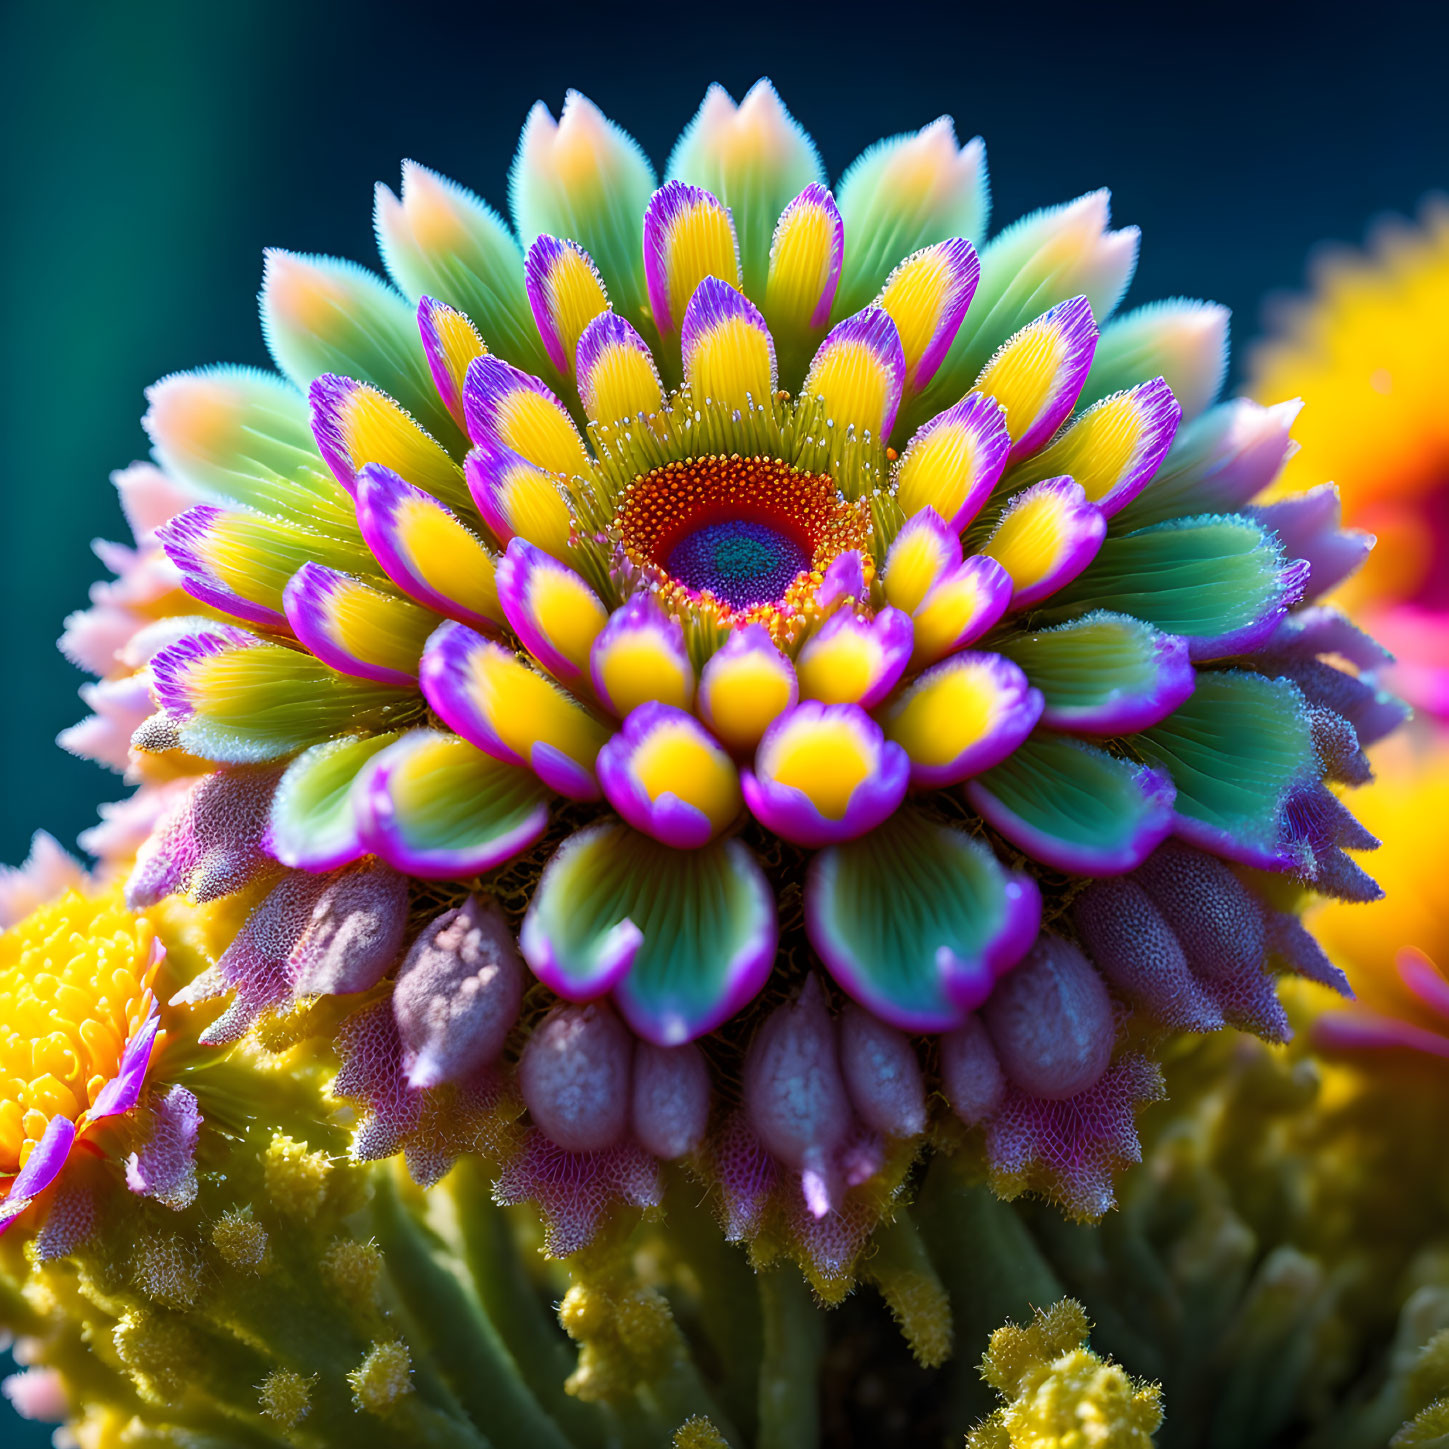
[371,1171,573,1449]
[756,1269,824,1449]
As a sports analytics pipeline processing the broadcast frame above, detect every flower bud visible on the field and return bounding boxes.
[520,1002,632,1153]
[393,896,524,1089]
[631,1042,712,1159]
[838,1002,926,1138]
[939,1014,1005,1124]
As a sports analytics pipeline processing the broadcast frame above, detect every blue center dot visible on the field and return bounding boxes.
[665,519,810,609]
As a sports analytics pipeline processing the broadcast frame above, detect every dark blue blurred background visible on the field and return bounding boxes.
[2,0,1447,1438]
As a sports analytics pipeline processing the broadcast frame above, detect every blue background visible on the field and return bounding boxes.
[2,0,1447,1440]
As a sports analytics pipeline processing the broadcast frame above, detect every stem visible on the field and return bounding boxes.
[756,1269,824,1449]
[371,1170,573,1449]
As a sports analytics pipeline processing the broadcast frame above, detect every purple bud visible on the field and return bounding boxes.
[742,975,852,1216]
[519,1002,632,1153]
[290,861,409,997]
[982,936,1114,1100]
[631,1042,711,1159]
[838,1003,926,1138]
[939,1015,1004,1124]
[394,897,524,1089]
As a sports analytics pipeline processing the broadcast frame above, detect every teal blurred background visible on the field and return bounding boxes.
[3,0,1447,1439]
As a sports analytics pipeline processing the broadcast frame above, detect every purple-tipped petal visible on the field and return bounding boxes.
[978,295,1099,460]
[696,622,799,755]
[817,549,867,610]
[802,306,907,439]
[90,995,161,1120]
[464,438,575,558]
[894,392,1012,533]
[574,310,663,424]
[590,594,695,718]
[743,700,909,848]
[417,296,486,430]
[681,275,778,407]
[766,182,845,330]
[984,477,1107,610]
[519,1002,633,1154]
[795,606,913,709]
[0,1116,77,1233]
[156,506,288,629]
[881,508,960,615]
[1248,484,1374,602]
[495,537,607,683]
[462,355,589,478]
[882,651,1043,788]
[643,179,741,334]
[632,1042,712,1160]
[910,553,1015,667]
[596,703,742,848]
[877,236,980,393]
[393,897,525,1089]
[524,234,609,375]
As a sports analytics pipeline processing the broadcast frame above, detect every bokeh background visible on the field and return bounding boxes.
[3,0,1447,1439]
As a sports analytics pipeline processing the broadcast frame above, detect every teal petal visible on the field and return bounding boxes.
[509,92,656,324]
[667,80,826,299]
[260,250,463,448]
[806,809,1040,1032]
[375,161,553,380]
[519,822,776,1046]
[832,118,989,318]
[1037,514,1301,659]
[1076,299,1229,423]
[996,611,1195,734]
[267,731,401,871]
[966,734,1176,876]
[143,366,358,538]
[1130,670,1316,869]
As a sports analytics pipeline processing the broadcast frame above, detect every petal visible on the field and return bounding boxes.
[266,731,402,871]
[681,276,778,412]
[355,463,502,628]
[997,612,1196,734]
[495,538,608,683]
[525,235,610,375]
[1080,300,1229,423]
[309,374,469,511]
[143,366,354,533]
[520,823,776,1045]
[764,183,845,339]
[590,595,695,717]
[982,478,1107,609]
[91,997,162,1119]
[374,160,545,377]
[833,118,989,317]
[817,548,867,610]
[356,729,551,879]
[0,1116,76,1232]
[417,296,487,431]
[462,355,592,478]
[696,622,798,754]
[877,238,980,393]
[419,620,609,800]
[1007,377,1182,517]
[794,607,913,709]
[283,562,438,686]
[464,440,575,558]
[909,553,1014,667]
[260,250,458,445]
[597,702,743,847]
[1039,513,1306,660]
[882,651,1043,786]
[974,295,1099,460]
[1130,670,1317,870]
[892,391,1011,532]
[807,809,1040,1030]
[642,180,741,334]
[150,631,409,764]
[802,307,906,440]
[743,701,909,847]
[881,508,960,615]
[965,734,1177,876]
[575,311,664,426]
[667,80,826,296]
[510,92,656,319]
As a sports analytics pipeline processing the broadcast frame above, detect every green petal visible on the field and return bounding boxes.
[375,162,553,379]
[1130,669,1316,869]
[1076,299,1228,423]
[357,729,551,880]
[807,808,1039,1032]
[966,734,1176,876]
[267,731,401,870]
[519,823,776,1046]
[995,612,1195,734]
[261,250,463,449]
[1036,514,1298,658]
